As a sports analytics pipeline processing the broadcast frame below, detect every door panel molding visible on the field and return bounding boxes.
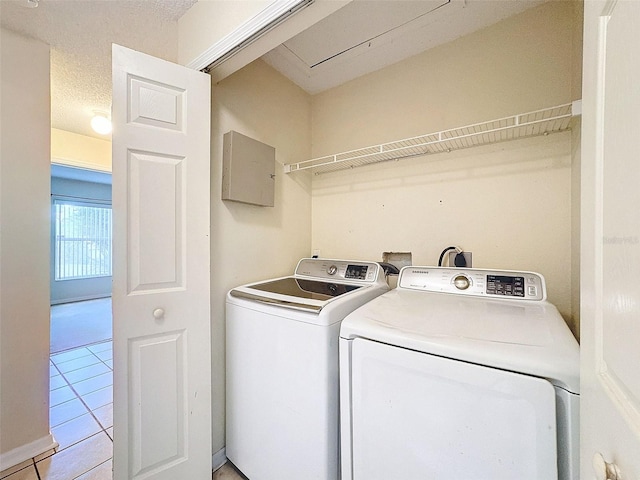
[127,150,186,294]
[129,331,188,477]
[594,0,640,436]
[128,74,186,131]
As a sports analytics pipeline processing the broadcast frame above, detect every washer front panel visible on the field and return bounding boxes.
[347,337,558,480]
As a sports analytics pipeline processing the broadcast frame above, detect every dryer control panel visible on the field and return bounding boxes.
[398,267,546,301]
[295,258,384,283]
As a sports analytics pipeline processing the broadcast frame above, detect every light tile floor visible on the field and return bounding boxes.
[0,341,113,480]
[0,341,244,480]
[212,463,248,480]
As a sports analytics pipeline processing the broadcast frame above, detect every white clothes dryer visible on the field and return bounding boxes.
[339,266,579,480]
[226,258,389,480]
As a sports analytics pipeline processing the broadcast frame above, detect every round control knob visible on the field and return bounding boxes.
[327,265,338,275]
[453,275,471,290]
[153,308,165,319]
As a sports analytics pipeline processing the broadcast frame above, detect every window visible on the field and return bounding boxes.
[54,198,112,280]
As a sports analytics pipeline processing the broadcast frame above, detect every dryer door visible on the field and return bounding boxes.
[348,338,558,480]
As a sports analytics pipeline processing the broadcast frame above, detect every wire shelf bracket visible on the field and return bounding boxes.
[284,101,581,175]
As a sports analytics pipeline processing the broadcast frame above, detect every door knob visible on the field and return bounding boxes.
[593,452,622,480]
[153,308,165,319]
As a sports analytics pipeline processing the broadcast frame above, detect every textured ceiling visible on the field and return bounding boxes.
[0,0,197,139]
[2,0,548,141]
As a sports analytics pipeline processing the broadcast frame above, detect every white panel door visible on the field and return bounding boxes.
[112,44,211,480]
[581,1,640,479]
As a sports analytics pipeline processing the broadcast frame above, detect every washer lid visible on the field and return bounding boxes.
[340,288,580,393]
[250,277,362,299]
[230,277,364,313]
[229,258,388,314]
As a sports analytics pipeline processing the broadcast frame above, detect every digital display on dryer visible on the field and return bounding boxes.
[345,264,368,280]
[486,275,525,297]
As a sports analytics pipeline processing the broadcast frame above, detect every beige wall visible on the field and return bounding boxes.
[51,128,111,172]
[178,0,272,66]
[0,29,54,463]
[311,1,576,155]
[209,59,312,451]
[309,1,580,326]
[177,0,348,80]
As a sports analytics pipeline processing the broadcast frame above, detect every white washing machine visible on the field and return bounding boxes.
[226,258,389,480]
[339,266,579,480]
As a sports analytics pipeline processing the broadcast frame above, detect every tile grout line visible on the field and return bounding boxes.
[34,431,112,480]
[50,340,112,368]
[70,457,112,480]
[34,347,113,480]
[0,454,40,480]
[36,345,114,480]
[34,454,42,480]
[49,346,91,363]
[46,348,111,453]
[57,363,111,388]
[49,362,62,378]
[56,358,113,440]
[50,338,112,357]
[51,353,103,376]
[46,299,112,476]
[57,350,107,387]
[45,428,108,458]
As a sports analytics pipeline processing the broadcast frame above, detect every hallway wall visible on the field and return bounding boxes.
[51,129,111,172]
[0,28,55,466]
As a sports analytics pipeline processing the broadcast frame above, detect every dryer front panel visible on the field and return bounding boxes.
[347,338,558,480]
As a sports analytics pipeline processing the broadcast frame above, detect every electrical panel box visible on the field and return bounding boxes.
[222,131,275,207]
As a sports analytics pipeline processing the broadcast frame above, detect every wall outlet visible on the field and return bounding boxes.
[448,251,472,268]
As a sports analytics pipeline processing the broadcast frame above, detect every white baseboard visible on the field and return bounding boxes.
[212,447,227,471]
[0,433,58,471]
[50,294,111,306]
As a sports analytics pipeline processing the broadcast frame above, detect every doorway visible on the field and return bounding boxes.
[50,164,113,353]
[43,164,114,477]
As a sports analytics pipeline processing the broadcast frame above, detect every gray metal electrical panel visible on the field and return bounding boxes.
[222,131,275,207]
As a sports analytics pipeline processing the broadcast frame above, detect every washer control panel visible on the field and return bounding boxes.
[295,258,384,283]
[398,267,546,301]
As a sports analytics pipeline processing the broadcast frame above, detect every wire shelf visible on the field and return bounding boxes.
[284,102,578,175]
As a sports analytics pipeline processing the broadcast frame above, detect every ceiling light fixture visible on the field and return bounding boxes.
[91,113,112,135]
[25,0,39,8]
